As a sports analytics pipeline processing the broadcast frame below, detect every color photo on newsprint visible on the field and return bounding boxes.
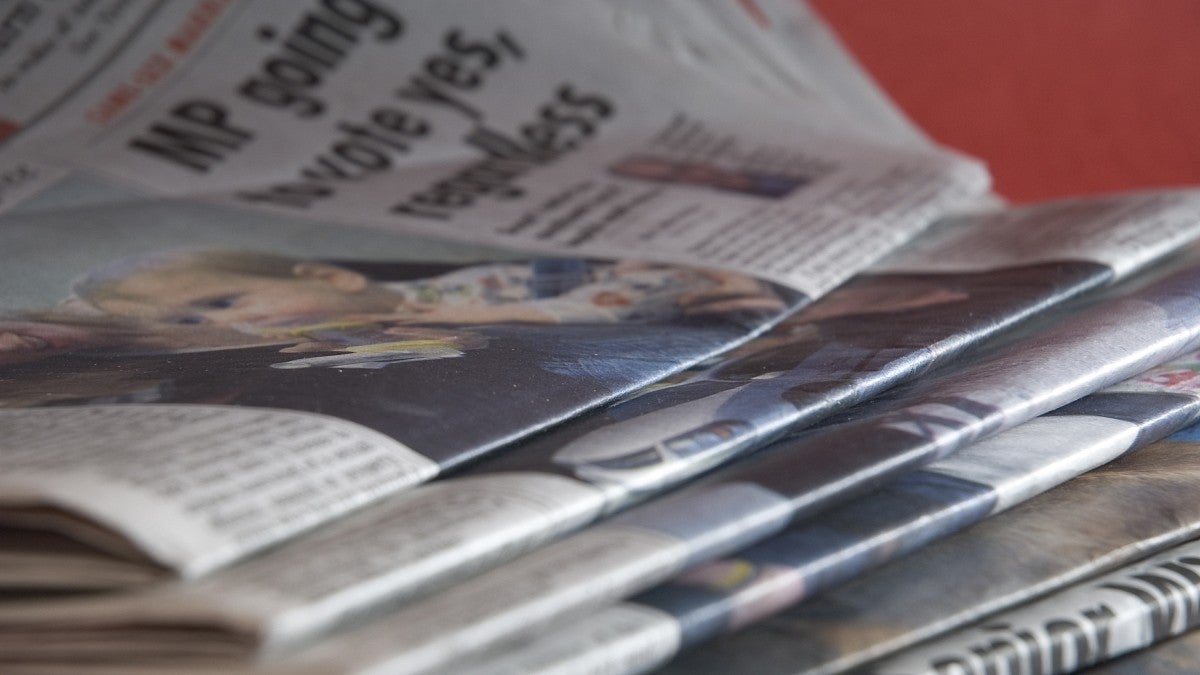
[6,191,1200,594]
[0,199,801,582]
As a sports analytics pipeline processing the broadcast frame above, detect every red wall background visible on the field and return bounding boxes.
[811,0,1200,202]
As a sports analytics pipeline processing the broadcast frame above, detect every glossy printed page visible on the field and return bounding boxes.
[0,198,799,580]
[322,352,1200,675]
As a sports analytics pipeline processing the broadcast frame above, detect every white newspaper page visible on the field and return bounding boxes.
[880,191,1200,278]
[0,472,613,662]
[0,0,987,295]
[0,405,438,578]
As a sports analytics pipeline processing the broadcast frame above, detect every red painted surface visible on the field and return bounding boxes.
[810,0,1200,202]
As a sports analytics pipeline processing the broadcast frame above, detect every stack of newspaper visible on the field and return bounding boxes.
[4,2,1200,674]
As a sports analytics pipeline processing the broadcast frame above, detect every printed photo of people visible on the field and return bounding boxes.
[0,246,796,467]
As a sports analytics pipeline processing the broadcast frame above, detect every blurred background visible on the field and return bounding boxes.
[812,0,1200,202]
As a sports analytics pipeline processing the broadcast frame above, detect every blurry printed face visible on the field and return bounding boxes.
[92,261,396,328]
[0,320,97,354]
[0,318,152,365]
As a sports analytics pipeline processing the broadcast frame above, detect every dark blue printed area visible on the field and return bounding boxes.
[1048,391,1200,447]
[637,470,995,646]
[475,262,1111,479]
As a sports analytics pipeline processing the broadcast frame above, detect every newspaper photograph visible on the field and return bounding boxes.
[250,258,1200,675]
[665,422,1200,675]
[7,250,1200,670]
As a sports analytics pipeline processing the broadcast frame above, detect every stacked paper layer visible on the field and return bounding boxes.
[2,2,1200,675]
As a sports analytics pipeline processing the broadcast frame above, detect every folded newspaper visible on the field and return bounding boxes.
[597,0,931,147]
[0,0,998,588]
[8,244,1200,669]
[5,2,1195,674]
[0,0,986,297]
[0,198,815,585]
[248,258,1200,675]
[440,350,1200,675]
[872,536,1200,674]
[2,190,1196,596]
[665,423,1200,675]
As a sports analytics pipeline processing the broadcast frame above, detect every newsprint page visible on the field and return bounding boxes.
[7,2,1200,675]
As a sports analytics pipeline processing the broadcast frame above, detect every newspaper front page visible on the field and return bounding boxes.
[0,0,986,295]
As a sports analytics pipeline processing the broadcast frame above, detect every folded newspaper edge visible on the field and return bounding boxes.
[8,231,1200,668]
[2,190,1197,591]
[439,353,1200,675]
